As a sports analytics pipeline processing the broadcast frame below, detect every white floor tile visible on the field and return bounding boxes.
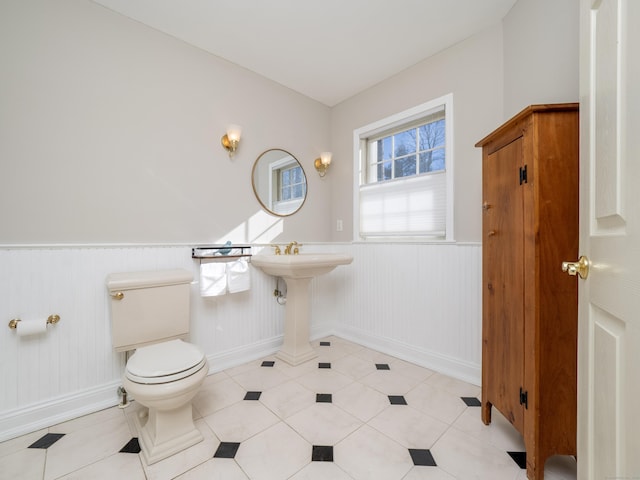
[451,407,525,452]
[259,379,315,419]
[56,451,145,479]
[333,382,389,422]
[404,382,467,425]
[334,425,413,480]
[192,376,247,417]
[425,373,481,398]
[0,428,47,459]
[388,358,436,382]
[51,406,125,434]
[402,466,457,479]
[368,405,449,449]
[288,461,355,479]
[44,415,132,480]
[229,363,290,391]
[430,427,521,480]
[331,353,378,379]
[0,447,45,480]
[286,402,361,445]
[203,400,280,442]
[295,368,353,394]
[359,369,422,395]
[235,422,310,480]
[175,457,249,480]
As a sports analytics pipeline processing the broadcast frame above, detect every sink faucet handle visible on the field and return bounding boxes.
[270,244,282,255]
[293,244,303,255]
[284,241,298,255]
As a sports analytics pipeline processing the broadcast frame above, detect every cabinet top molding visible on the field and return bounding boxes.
[475,103,579,148]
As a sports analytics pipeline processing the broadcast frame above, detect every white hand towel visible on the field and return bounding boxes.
[227,258,251,293]
[200,262,227,297]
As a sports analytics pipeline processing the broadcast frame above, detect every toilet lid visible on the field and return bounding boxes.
[125,339,206,384]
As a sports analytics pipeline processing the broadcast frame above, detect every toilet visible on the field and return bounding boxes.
[107,269,209,465]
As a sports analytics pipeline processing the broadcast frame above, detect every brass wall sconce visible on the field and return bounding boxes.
[221,124,242,158]
[314,152,332,177]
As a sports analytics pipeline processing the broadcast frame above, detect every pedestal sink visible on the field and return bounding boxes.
[251,253,353,365]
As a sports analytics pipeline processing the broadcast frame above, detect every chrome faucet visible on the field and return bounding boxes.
[284,241,300,255]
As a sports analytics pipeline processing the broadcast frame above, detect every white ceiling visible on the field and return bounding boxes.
[92,0,517,107]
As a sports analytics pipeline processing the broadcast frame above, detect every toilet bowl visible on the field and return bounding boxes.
[107,269,209,465]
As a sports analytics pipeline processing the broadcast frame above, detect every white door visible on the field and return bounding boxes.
[577,1,640,478]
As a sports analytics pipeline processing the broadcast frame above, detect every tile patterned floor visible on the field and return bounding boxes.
[0,336,578,480]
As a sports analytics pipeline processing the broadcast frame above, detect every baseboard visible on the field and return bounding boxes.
[0,380,122,443]
[335,325,481,386]
[0,339,283,444]
[206,325,333,372]
[0,327,478,443]
[206,336,283,373]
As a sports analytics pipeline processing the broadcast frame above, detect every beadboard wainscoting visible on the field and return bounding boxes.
[326,243,482,385]
[0,242,481,442]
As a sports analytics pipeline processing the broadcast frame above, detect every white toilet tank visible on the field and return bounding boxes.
[107,269,193,352]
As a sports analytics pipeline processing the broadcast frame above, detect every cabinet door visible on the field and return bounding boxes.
[482,137,525,433]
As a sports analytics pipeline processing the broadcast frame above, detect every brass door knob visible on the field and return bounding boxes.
[562,256,590,280]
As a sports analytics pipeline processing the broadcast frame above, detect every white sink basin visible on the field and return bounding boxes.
[251,253,353,279]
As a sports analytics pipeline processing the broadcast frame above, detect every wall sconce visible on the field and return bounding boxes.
[221,124,242,158]
[314,152,332,177]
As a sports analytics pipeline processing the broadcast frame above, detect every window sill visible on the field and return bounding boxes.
[354,237,456,245]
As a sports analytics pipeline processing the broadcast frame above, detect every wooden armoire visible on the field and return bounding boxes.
[475,104,579,480]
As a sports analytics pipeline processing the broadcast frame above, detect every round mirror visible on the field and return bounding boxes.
[252,149,307,216]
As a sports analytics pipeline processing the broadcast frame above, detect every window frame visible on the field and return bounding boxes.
[353,94,454,242]
[270,157,306,215]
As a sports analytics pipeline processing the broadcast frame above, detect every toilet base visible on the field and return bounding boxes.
[132,404,203,465]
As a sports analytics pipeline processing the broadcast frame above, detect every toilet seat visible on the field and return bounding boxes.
[126,339,207,385]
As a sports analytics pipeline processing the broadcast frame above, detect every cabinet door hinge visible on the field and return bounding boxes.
[519,165,528,185]
[519,387,528,409]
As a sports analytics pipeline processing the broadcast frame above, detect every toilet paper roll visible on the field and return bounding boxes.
[16,319,47,337]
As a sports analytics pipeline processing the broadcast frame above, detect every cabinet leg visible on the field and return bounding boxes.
[481,401,492,425]
[526,447,549,480]
[526,462,543,480]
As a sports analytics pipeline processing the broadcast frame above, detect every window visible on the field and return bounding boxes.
[279,164,305,202]
[354,94,453,241]
[272,159,306,215]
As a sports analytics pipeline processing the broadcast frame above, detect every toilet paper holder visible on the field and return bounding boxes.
[8,314,61,330]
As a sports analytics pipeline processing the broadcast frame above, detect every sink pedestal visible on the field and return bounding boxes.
[276,277,318,365]
[250,253,353,366]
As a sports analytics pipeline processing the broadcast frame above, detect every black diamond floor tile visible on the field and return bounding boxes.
[119,437,141,454]
[318,362,331,369]
[28,433,65,449]
[388,395,407,405]
[320,341,331,346]
[312,445,334,462]
[261,361,275,367]
[507,451,527,469]
[214,442,241,459]
[409,448,437,466]
[461,396,482,407]
[375,363,390,370]
[316,393,332,403]
[244,391,262,400]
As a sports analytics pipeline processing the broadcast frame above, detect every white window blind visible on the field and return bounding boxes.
[359,172,446,237]
[354,94,453,241]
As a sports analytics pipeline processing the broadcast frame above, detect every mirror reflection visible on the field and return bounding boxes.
[252,149,307,216]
